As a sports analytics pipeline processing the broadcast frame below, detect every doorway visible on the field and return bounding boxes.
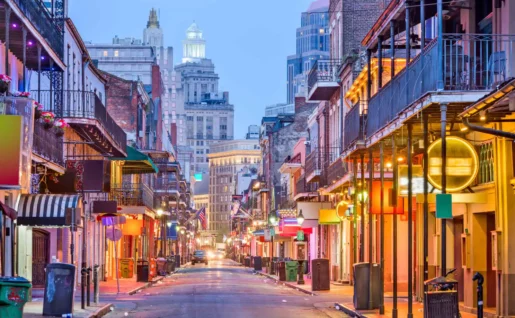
[32,229,50,287]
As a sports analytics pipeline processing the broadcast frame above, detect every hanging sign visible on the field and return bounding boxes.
[296,230,304,241]
[106,228,122,241]
[427,136,479,192]
[436,194,453,219]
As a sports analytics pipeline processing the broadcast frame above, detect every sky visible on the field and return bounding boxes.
[69,0,316,139]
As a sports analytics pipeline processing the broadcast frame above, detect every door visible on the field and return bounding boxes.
[32,229,50,287]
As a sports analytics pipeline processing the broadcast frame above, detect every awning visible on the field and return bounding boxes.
[110,146,158,174]
[319,209,340,224]
[301,219,318,229]
[17,194,83,226]
[0,200,17,219]
[252,229,264,236]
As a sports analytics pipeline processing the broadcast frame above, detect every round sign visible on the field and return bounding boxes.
[336,201,349,220]
[106,228,122,241]
[427,136,479,192]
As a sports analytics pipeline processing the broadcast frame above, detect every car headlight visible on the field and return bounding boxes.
[207,252,214,258]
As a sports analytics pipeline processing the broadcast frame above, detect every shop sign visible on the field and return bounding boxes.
[296,230,304,241]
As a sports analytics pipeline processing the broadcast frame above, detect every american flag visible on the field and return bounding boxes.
[197,207,206,230]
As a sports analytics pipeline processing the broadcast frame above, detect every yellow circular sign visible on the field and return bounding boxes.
[427,136,479,192]
[336,201,349,220]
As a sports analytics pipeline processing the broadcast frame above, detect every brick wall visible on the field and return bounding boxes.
[151,65,163,150]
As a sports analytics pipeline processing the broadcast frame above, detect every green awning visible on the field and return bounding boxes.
[110,146,159,174]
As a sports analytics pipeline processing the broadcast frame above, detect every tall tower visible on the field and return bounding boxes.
[143,8,163,47]
[182,22,206,63]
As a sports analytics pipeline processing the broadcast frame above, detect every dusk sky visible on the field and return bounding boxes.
[69,0,316,138]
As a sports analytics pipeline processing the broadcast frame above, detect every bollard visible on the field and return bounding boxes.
[81,267,88,309]
[86,267,92,306]
[93,265,100,304]
[473,272,484,318]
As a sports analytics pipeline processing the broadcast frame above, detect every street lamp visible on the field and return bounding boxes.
[157,209,164,216]
[268,212,278,275]
[296,209,305,285]
[167,221,172,227]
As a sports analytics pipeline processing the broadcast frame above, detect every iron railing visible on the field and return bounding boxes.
[327,159,349,186]
[367,33,515,139]
[344,101,367,148]
[153,178,179,192]
[33,90,127,150]
[109,182,154,209]
[295,175,318,195]
[305,147,339,186]
[12,0,64,59]
[33,120,64,166]
[307,59,341,94]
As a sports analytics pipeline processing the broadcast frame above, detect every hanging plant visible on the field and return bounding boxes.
[54,118,68,137]
[0,74,11,94]
[12,91,30,98]
[41,111,55,129]
[34,102,43,120]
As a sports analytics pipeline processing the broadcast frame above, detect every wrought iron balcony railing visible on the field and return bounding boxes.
[305,147,339,186]
[327,158,349,186]
[33,120,64,166]
[109,182,154,209]
[12,0,64,59]
[295,174,318,195]
[153,178,179,192]
[307,59,341,100]
[367,33,515,139]
[344,101,367,149]
[33,90,127,150]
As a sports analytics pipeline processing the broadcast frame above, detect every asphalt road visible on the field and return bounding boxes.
[104,259,349,318]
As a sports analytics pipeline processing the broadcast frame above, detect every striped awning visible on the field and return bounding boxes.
[17,194,83,227]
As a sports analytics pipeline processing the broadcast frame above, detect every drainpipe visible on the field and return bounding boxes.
[462,118,515,139]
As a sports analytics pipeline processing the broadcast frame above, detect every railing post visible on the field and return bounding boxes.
[437,0,444,90]
[5,7,11,78]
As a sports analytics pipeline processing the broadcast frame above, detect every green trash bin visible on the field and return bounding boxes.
[0,276,32,318]
[286,261,298,282]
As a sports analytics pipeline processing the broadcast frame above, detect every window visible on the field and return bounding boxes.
[221,134,227,140]
[197,116,204,122]
[114,50,119,57]
[187,116,194,121]
[103,50,108,57]
[220,125,227,130]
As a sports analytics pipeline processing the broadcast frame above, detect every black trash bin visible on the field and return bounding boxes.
[424,274,459,318]
[262,257,270,271]
[244,257,251,267]
[175,255,181,268]
[166,256,175,273]
[253,256,262,271]
[137,260,149,282]
[277,261,286,281]
[43,263,76,316]
[353,262,381,310]
[311,259,330,291]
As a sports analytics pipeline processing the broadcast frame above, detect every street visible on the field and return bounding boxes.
[105,259,348,318]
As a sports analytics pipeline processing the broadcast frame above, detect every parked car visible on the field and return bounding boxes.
[192,250,208,265]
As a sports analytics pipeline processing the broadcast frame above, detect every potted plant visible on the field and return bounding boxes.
[0,75,11,94]
[54,119,68,137]
[41,111,55,129]
[34,102,43,120]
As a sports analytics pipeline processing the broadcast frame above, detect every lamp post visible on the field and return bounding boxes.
[157,209,164,257]
[166,221,172,256]
[296,209,305,285]
[268,213,278,275]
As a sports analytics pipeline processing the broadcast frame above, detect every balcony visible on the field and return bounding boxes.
[326,158,349,187]
[153,177,180,196]
[33,90,127,157]
[32,120,64,167]
[279,153,302,174]
[305,148,338,185]
[109,182,154,210]
[295,175,318,200]
[343,101,367,149]
[366,34,514,141]
[307,59,341,101]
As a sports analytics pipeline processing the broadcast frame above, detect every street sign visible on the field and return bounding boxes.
[436,194,452,219]
[264,229,271,241]
[296,230,304,241]
[106,228,122,241]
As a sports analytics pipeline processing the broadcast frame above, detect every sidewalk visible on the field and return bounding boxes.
[23,302,112,318]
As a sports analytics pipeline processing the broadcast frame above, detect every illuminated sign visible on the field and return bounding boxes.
[194,173,203,181]
[427,137,479,192]
[398,165,436,196]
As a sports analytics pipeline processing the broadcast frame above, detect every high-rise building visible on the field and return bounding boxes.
[265,103,295,117]
[246,125,260,140]
[207,139,260,241]
[175,22,235,175]
[286,0,330,103]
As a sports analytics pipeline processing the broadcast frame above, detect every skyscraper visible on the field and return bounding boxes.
[174,22,235,175]
[286,0,330,103]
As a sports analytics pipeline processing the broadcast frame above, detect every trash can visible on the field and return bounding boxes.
[0,276,32,318]
[137,260,149,282]
[253,256,262,271]
[175,255,181,269]
[156,258,167,276]
[353,262,381,310]
[166,256,175,273]
[43,263,76,316]
[119,258,134,278]
[262,257,270,271]
[277,261,286,281]
[244,257,251,267]
[286,261,298,282]
[311,259,330,291]
[424,275,459,318]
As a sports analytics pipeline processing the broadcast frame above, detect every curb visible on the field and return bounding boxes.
[334,303,368,318]
[87,303,113,318]
[253,270,318,296]
[127,272,173,295]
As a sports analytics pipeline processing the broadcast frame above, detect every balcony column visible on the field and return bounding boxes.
[4,7,11,77]
[437,0,444,90]
[378,37,383,89]
[405,1,411,65]
[368,148,374,310]
[367,49,372,101]
[379,141,385,314]
[360,153,365,262]
[423,113,429,283]
[420,0,425,49]
[37,44,42,103]
[22,27,27,92]
[50,60,54,113]
[407,123,414,318]
[352,158,358,274]
[390,21,396,78]
[391,135,398,318]
[440,103,448,275]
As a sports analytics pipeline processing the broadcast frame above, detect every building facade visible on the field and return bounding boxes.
[264,103,295,117]
[208,140,260,241]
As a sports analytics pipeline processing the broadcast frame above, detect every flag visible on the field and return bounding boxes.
[197,207,206,230]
